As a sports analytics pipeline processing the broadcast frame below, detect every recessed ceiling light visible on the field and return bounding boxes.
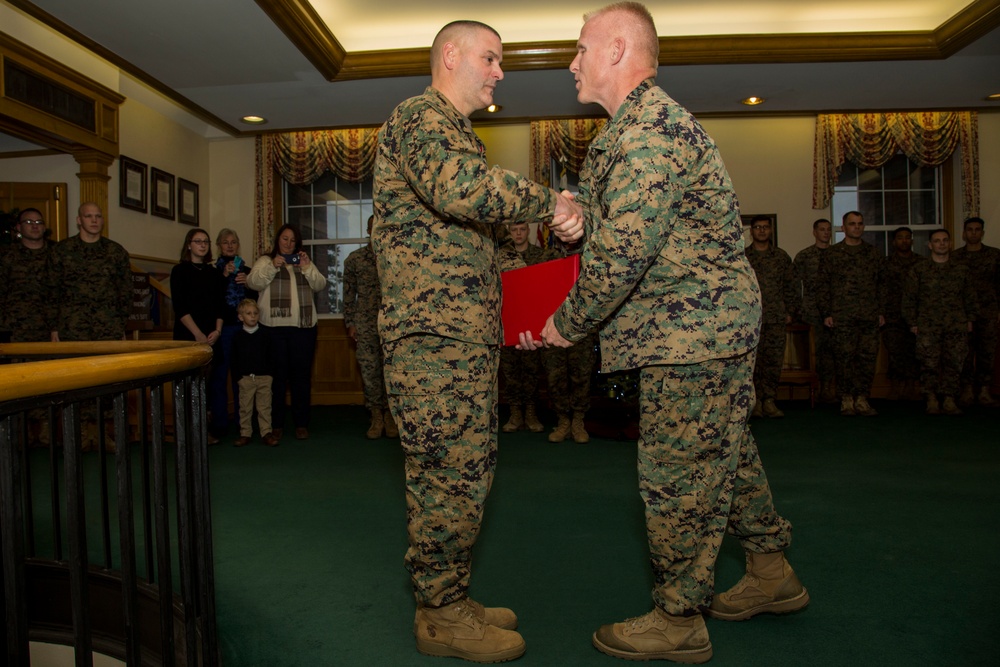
[741,96,765,106]
[987,93,1000,101]
[486,104,503,113]
[241,115,268,125]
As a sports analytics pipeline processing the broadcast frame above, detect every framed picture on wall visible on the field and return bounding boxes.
[741,213,778,248]
[151,168,175,220]
[178,178,199,226]
[119,156,147,213]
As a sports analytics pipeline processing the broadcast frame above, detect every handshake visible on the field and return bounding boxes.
[549,190,585,243]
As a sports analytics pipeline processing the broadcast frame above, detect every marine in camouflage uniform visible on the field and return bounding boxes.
[499,229,546,433]
[792,221,836,401]
[0,209,55,342]
[881,227,926,397]
[745,219,799,417]
[343,218,395,438]
[541,241,597,442]
[903,230,977,414]
[372,23,577,632]
[549,74,800,631]
[951,217,1000,405]
[817,212,884,416]
[50,203,131,341]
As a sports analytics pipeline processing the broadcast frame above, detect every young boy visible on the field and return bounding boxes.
[231,299,278,446]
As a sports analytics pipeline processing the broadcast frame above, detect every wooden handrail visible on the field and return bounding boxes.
[0,341,212,404]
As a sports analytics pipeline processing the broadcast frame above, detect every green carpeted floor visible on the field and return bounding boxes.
[208,401,999,666]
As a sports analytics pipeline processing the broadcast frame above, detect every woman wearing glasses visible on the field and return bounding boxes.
[171,228,227,345]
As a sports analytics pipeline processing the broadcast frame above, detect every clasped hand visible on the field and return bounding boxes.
[550,191,584,243]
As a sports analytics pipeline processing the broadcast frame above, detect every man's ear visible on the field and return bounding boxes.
[442,42,459,71]
[610,37,625,65]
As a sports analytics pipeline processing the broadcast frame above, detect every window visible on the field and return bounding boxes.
[284,173,373,317]
[831,153,942,257]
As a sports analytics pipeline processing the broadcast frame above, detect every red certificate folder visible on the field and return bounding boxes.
[501,254,580,346]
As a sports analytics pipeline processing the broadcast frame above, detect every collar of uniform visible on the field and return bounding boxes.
[423,86,475,134]
[590,78,656,155]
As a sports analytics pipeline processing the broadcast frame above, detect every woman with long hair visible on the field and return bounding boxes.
[171,227,227,443]
[246,224,327,441]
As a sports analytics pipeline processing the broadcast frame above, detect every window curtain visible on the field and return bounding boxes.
[529,119,605,246]
[529,119,606,186]
[813,112,979,218]
[254,129,379,258]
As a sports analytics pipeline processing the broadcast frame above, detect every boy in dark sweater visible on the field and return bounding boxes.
[232,299,278,446]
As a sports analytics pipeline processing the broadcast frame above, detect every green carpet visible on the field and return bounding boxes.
[208,401,999,666]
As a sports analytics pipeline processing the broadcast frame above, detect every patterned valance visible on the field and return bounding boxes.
[254,129,379,258]
[813,112,979,218]
[529,119,606,186]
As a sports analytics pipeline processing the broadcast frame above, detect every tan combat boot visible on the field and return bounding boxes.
[925,394,941,415]
[548,414,571,443]
[854,395,878,417]
[762,399,784,418]
[523,404,544,433]
[366,409,384,439]
[592,608,712,663]
[707,551,809,621]
[751,400,763,419]
[571,411,590,443]
[502,406,523,433]
[839,396,855,416]
[383,409,399,438]
[977,387,997,407]
[414,599,525,663]
[942,396,963,415]
[465,597,518,630]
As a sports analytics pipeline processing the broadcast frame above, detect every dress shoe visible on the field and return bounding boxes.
[295,427,309,440]
[262,432,280,447]
[233,436,251,447]
[270,428,283,440]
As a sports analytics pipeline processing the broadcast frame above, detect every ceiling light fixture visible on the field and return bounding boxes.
[741,96,765,106]
[987,93,1000,101]
[241,115,268,125]
[486,104,502,113]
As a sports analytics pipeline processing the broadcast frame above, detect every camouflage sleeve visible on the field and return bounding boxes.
[397,105,556,226]
[901,265,918,326]
[964,268,980,322]
[782,250,800,318]
[343,252,358,328]
[817,250,832,320]
[116,245,132,324]
[554,128,684,340]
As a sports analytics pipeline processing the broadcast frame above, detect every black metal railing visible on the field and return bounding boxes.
[1,341,218,666]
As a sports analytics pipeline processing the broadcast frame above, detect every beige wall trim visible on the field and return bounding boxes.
[254,0,346,79]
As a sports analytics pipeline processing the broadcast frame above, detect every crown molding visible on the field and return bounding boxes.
[7,0,1000,136]
[253,0,345,78]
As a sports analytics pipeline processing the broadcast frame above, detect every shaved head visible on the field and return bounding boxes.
[431,20,502,76]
